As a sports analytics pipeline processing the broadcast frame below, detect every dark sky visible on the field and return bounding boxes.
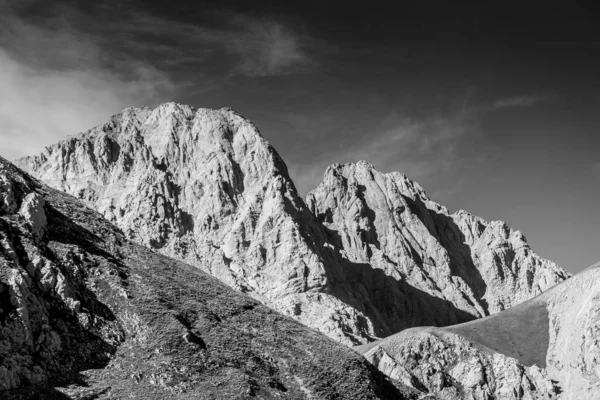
[1,0,599,273]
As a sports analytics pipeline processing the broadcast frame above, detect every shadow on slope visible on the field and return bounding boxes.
[0,226,118,397]
[0,183,123,397]
[443,299,550,367]
[327,258,479,340]
[283,195,478,342]
[403,194,490,314]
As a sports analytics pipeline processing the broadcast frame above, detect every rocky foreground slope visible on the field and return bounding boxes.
[0,157,412,399]
[357,262,600,399]
[16,103,569,345]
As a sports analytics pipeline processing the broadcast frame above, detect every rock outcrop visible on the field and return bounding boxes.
[17,193,47,240]
[358,328,559,399]
[307,162,568,331]
[358,261,600,399]
[0,156,411,399]
[16,103,568,345]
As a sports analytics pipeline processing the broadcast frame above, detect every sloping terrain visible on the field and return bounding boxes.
[357,262,600,399]
[16,103,568,345]
[443,298,550,368]
[0,156,413,399]
[358,328,558,400]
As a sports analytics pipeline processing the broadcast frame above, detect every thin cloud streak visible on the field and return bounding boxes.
[287,99,483,199]
[97,8,314,78]
[340,107,479,188]
[493,95,547,109]
[230,16,312,77]
[0,3,178,160]
[0,1,314,160]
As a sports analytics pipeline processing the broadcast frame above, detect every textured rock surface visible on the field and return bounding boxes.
[0,157,412,399]
[307,161,568,332]
[359,328,559,399]
[358,262,600,399]
[17,193,47,239]
[17,104,365,343]
[542,261,600,399]
[17,103,568,345]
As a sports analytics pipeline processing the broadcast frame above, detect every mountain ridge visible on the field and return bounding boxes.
[15,102,569,345]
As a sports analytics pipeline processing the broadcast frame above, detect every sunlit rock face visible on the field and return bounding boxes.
[17,103,568,345]
[17,105,326,292]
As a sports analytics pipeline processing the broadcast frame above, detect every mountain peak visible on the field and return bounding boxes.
[308,160,567,319]
[17,107,569,347]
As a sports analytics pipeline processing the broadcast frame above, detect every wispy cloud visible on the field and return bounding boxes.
[92,7,314,78]
[493,95,548,109]
[285,94,484,198]
[341,104,480,186]
[0,1,315,160]
[0,2,180,160]
[229,15,312,77]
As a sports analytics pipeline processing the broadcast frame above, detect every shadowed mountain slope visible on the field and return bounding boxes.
[0,156,413,399]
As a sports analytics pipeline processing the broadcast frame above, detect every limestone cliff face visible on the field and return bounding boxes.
[16,103,324,297]
[307,161,568,322]
[17,103,568,345]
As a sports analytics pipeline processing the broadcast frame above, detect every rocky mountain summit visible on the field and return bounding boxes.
[307,162,568,331]
[0,156,411,399]
[358,261,600,399]
[16,102,569,346]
